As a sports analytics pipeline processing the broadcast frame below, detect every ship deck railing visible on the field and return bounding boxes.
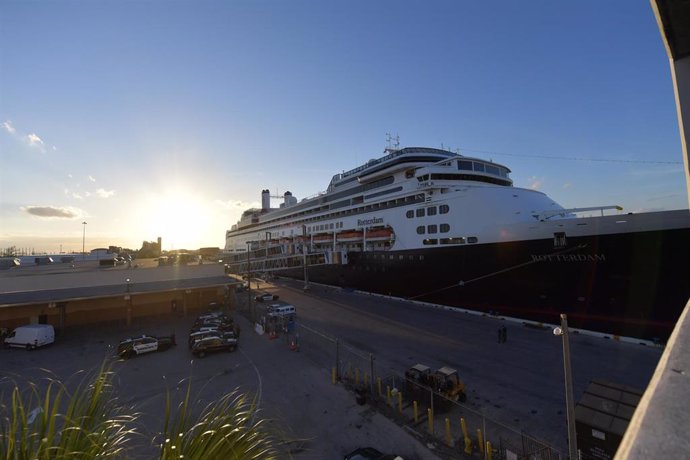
[224,252,336,275]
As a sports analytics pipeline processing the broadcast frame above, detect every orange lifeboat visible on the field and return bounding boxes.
[313,234,333,243]
[366,228,394,240]
[337,231,364,242]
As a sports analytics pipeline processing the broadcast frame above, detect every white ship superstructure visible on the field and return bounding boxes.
[224,146,690,339]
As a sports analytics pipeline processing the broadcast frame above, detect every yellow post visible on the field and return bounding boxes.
[386,386,391,405]
[486,441,493,460]
[331,367,336,385]
[427,408,434,435]
[355,368,360,385]
[460,417,468,439]
[377,377,382,397]
[464,436,473,455]
[397,391,403,413]
[364,372,369,386]
[445,418,452,446]
[477,429,484,453]
[413,401,419,423]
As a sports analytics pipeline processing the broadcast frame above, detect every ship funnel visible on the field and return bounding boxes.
[261,189,270,210]
[283,191,297,207]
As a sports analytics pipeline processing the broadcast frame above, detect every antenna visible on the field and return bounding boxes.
[385,133,401,150]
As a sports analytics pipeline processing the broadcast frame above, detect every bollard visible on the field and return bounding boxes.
[364,372,369,386]
[427,408,434,435]
[377,378,382,397]
[397,391,403,413]
[413,401,419,423]
[486,441,493,460]
[386,386,391,406]
[477,429,484,453]
[445,418,452,446]
[355,368,360,385]
[460,417,468,439]
[331,367,336,385]
[464,436,473,455]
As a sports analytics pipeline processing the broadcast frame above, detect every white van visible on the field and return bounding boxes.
[4,324,55,349]
[267,304,296,317]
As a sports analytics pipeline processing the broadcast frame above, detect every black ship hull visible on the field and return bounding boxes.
[280,227,689,340]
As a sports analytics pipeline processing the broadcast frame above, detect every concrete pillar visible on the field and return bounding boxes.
[183,290,190,317]
[59,304,66,330]
[125,295,132,327]
[669,56,690,205]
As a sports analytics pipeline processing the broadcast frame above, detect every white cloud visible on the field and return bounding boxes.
[27,133,44,147]
[88,175,96,182]
[63,187,84,200]
[96,188,115,198]
[1,121,54,153]
[562,182,572,189]
[527,176,543,190]
[214,199,257,210]
[1,120,16,134]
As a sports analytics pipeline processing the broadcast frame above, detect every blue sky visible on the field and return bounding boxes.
[1,0,687,253]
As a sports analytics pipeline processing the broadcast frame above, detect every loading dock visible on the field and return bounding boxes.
[0,264,239,331]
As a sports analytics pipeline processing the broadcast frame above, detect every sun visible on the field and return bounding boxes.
[145,189,211,250]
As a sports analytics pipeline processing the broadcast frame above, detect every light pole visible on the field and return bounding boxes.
[302,225,309,291]
[554,314,578,460]
[82,221,87,259]
[246,241,252,323]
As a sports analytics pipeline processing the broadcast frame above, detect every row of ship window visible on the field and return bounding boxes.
[423,236,478,245]
[417,224,450,234]
[308,222,344,233]
[406,205,450,218]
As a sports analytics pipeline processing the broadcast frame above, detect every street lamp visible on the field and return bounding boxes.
[126,278,131,293]
[82,221,87,259]
[554,314,578,460]
[302,224,309,291]
[246,241,253,322]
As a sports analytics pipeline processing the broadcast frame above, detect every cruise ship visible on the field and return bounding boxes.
[224,146,690,339]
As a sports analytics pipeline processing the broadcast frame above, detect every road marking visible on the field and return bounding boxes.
[239,347,263,421]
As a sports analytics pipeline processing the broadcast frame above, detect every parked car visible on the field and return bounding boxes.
[3,324,55,350]
[255,292,278,302]
[190,319,234,334]
[344,447,403,460]
[116,334,176,359]
[191,333,238,358]
[196,311,230,322]
[188,330,237,349]
[235,282,249,292]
